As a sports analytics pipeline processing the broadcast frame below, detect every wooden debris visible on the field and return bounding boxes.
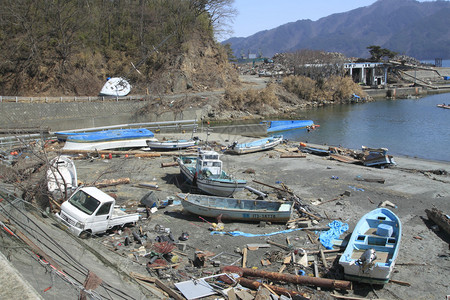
[242,248,248,268]
[320,249,328,268]
[238,277,308,298]
[238,267,352,290]
[154,278,184,300]
[389,279,411,286]
[95,177,130,188]
[134,153,161,158]
[330,154,360,164]
[161,162,179,168]
[129,272,156,283]
[425,208,450,235]
[355,177,385,184]
[280,153,306,158]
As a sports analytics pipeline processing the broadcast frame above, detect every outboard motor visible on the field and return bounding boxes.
[357,248,377,273]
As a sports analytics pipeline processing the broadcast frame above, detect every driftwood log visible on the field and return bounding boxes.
[425,208,450,235]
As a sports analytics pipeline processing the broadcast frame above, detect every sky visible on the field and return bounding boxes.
[227,0,430,39]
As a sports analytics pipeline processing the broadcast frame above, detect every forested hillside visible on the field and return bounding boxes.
[0,0,238,96]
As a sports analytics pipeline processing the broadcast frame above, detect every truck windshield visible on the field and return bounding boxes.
[68,190,100,215]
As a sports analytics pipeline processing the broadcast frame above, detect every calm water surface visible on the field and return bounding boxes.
[280,93,450,162]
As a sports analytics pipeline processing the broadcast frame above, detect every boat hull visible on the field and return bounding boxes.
[146,139,196,150]
[263,120,314,133]
[62,128,155,151]
[177,157,246,197]
[339,208,401,285]
[47,156,77,199]
[178,193,293,222]
[226,135,283,155]
[99,77,131,97]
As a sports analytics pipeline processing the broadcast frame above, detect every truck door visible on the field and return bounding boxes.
[91,202,113,234]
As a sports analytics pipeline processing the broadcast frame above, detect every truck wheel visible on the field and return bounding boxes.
[79,231,92,239]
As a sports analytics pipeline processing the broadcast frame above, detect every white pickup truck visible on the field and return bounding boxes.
[56,186,140,238]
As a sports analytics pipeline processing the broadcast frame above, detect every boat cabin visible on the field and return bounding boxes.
[196,150,223,176]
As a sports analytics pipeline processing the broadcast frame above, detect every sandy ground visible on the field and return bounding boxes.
[0,129,449,300]
[63,131,450,300]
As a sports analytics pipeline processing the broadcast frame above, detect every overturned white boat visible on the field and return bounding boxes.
[99,77,131,97]
[47,156,78,200]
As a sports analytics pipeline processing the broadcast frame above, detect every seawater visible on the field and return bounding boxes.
[279,93,450,162]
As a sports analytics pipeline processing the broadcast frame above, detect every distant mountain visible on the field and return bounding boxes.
[223,0,450,60]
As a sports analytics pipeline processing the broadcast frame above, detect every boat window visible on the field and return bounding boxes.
[68,190,100,215]
[213,162,221,167]
[96,202,113,216]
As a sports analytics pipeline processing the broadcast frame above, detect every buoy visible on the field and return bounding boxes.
[108,153,112,159]
[101,154,105,159]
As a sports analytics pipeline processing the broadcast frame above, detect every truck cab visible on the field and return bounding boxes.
[56,186,140,238]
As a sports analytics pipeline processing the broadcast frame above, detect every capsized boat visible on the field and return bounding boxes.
[437,104,450,109]
[47,156,77,199]
[177,193,293,223]
[299,142,330,156]
[62,128,156,151]
[177,149,246,197]
[99,77,131,97]
[146,138,198,151]
[339,208,401,285]
[226,135,283,155]
[262,120,315,133]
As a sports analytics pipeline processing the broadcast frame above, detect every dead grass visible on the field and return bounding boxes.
[282,75,367,102]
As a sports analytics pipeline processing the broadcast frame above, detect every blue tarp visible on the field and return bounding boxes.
[319,220,349,250]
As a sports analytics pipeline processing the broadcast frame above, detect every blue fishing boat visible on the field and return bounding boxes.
[61,128,156,151]
[299,142,330,156]
[226,135,283,155]
[262,120,315,133]
[177,193,293,222]
[339,208,402,285]
[177,149,246,197]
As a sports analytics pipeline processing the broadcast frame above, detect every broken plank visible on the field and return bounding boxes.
[280,153,306,158]
[161,162,179,168]
[320,249,328,268]
[130,272,156,283]
[95,177,130,188]
[242,248,248,268]
[154,279,184,300]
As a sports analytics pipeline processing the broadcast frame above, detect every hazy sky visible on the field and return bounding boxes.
[229,0,431,39]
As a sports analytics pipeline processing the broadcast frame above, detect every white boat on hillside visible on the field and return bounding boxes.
[99,77,131,97]
[177,149,246,197]
[339,208,401,285]
[226,135,283,155]
[47,156,77,200]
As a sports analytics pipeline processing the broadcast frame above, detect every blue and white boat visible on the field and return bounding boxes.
[339,208,402,285]
[177,149,246,197]
[226,135,283,155]
[177,193,293,223]
[62,128,156,151]
[262,120,315,133]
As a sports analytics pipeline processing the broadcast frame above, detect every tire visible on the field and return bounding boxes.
[79,230,92,239]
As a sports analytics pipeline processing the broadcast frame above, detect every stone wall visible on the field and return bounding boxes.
[0,100,203,132]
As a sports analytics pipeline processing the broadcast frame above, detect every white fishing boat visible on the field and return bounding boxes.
[226,135,283,155]
[62,128,156,151]
[177,193,293,223]
[339,208,402,285]
[177,149,246,197]
[99,77,131,97]
[146,138,197,151]
[47,156,78,199]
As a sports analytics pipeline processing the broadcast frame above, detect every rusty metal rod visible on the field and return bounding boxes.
[241,267,352,290]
